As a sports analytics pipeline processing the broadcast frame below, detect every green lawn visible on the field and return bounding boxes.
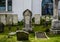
[0,26,60,42]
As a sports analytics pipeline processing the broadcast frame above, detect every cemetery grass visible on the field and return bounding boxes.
[0,26,60,42]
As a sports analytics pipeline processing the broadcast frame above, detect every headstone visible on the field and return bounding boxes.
[0,14,18,25]
[12,14,18,25]
[50,20,60,34]
[7,14,13,25]
[35,32,48,38]
[34,14,40,24]
[16,30,29,41]
[23,9,32,32]
[0,22,4,33]
[0,14,6,25]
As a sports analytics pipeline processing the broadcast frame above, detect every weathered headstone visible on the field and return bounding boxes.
[0,14,6,25]
[0,14,18,25]
[34,14,40,24]
[50,20,60,34]
[23,9,32,32]
[7,14,13,25]
[16,30,29,41]
[35,32,48,38]
[0,22,4,33]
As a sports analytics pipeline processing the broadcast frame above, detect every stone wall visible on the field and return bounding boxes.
[0,14,18,25]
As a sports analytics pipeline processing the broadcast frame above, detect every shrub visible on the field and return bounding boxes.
[18,20,24,26]
[58,16,60,20]
[40,15,52,26]
[45,28,50,32]
[32,17,35,23]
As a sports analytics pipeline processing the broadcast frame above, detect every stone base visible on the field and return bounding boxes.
[35,32,49,38]
[23,28,33,33]
[50,29,60,34]
[50,19,60,34]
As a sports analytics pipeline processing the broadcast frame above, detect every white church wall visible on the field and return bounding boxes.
[12,0,32,21]
[32,0,42,16]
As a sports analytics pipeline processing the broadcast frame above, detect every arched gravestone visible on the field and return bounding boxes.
[23,9,32,32]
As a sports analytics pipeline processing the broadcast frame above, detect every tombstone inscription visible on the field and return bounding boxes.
[23,9,32,32]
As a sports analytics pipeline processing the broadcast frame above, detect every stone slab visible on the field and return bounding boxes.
[35,32,48,38]
[34,14,40,24]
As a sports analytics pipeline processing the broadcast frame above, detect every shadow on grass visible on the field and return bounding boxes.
[21,40,30,42]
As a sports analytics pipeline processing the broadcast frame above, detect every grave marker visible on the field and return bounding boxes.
[23,9,32,32]
[16,30,29,41]
[35,32,48,38]
[34,14,40,24]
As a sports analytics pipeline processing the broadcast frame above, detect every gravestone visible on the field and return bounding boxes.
[0,22,4,33]
[7,14,13,25]
[0,14,6,25]
[23,9,32,32]
[34,14,40,25]
[50,20,60,34]
[16,30,29,41]
[35,32,48,38]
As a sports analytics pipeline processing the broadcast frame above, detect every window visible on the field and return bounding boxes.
[42,0,53,15]
[0,0,6,11]
[8,0,12,11]
[0,0,12,11]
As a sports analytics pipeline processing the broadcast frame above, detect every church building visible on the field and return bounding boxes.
[0,0,60,21]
